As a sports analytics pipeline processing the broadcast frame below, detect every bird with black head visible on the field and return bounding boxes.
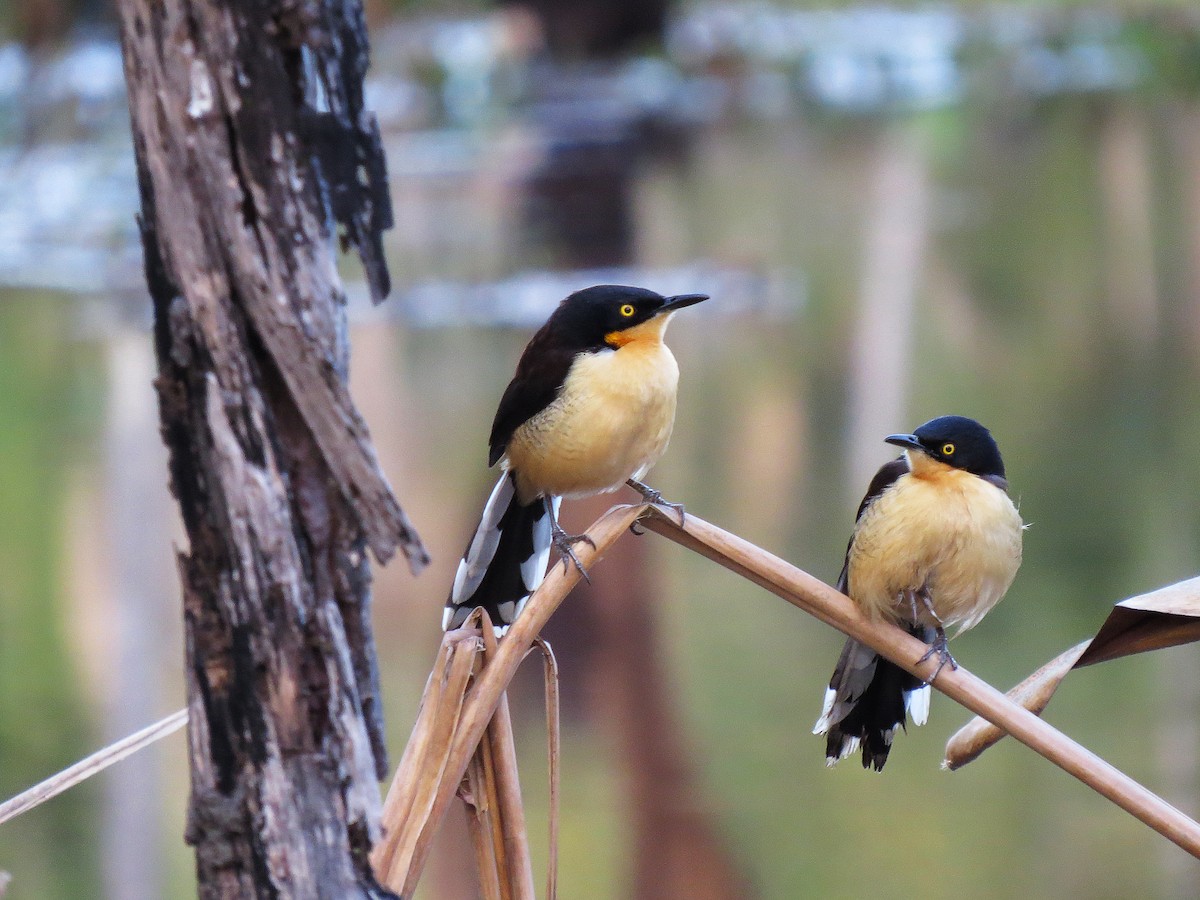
[444,284,708,632]
[814,415,1024,770]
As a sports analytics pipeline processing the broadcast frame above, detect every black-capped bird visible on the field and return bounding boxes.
[813,415,1023,770]
[443,284,708,632]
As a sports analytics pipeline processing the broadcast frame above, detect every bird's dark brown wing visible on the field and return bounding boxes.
[981,473,1009,493]
[836,456,910,594]
[487,326,580,467]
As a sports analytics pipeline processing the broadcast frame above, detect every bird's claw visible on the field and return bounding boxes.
[626,479,686,526]
[552,528,594,583]
[918,627,957,682]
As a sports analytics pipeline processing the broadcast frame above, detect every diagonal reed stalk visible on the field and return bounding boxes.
[636,505,1200,859]
[0,708,188,827]
[376,501,1200,895]
[371,625,479,890]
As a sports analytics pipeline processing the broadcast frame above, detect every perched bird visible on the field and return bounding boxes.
[813,415,1023,770]
[443,284,708,632]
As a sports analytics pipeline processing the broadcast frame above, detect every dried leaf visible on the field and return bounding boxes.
[1075,576,1200,668]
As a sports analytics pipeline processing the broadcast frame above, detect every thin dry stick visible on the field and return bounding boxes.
[463,749,503,900]
[532,639,561,900]
[460,748,504,900]
[477,620,536,900]
[0,708,188,826]
[460,620,510,900]
[636,506,1200,859]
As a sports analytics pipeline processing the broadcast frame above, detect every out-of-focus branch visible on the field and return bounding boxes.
[0,710,188,827]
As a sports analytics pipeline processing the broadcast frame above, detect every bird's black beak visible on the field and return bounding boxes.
[658,293,709,312]
[885,433,923,452]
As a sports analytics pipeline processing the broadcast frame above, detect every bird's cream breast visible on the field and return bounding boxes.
[847,465,1023,632]
[505,341,679,503]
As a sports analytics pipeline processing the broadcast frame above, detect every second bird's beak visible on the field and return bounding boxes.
[658,293,709,313]
[885,433,923,452]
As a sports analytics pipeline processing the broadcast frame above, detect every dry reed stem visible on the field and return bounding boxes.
[470,691,534,899]
[943,639,1092,769]
[373,502,646,893]
[476,617,536,899]
[638,506,1200,859]
[643,508,1200,859]
[461,613,508,900]
[377,499,1200,893]
[372,627,480,890]
[463,748,503,900]
[532,638,561,900]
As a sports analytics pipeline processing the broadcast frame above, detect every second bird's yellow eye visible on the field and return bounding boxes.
[942,442,955,456]
[619,304,635,317]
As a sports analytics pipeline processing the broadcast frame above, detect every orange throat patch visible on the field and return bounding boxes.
[604,311,674,348]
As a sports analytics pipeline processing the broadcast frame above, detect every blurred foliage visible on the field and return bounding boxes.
[0,294,100,897]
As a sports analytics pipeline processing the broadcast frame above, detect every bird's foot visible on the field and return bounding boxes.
[918,588,943,625]
[918,627,957,681]
[902,586,943,623]
[904,589,921,623]
[626,478,685,525]
[551,524,594,583]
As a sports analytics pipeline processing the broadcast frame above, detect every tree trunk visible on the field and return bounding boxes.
[845,124,929,493]
[115,0,428,895]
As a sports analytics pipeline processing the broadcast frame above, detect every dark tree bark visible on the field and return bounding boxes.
[115,0,427,895]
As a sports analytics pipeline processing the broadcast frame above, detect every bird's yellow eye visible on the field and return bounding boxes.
[619,304,636,317]
[942,442,955,456]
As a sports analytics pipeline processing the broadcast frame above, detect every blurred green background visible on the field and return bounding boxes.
[2,1,1200,897]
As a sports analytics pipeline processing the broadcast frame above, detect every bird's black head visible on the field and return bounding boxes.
[548,285,708,350]
[885,415,1006,479]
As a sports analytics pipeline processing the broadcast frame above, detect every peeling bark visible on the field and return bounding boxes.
[115,0,427,895]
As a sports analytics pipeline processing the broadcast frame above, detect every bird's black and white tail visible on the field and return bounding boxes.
[443,472,560,632]
[812,625,933,771]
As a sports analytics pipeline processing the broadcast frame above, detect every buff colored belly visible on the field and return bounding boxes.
[847,467,1023,632]
[505,342,679,503]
